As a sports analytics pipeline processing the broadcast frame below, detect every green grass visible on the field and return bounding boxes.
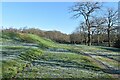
[2,31,20,41]
[2,46,25,50]
[1,31,120,51]
[1,47,42,78]
[70,45,120,55]
[2,59,27,78]
[39,52,104,71]
[19,48,43,61]
[97,56,120,69]
[15,65,112,78]
[1,31,119,78]
[22,33,72,49]
[1,58,113,78]
[0,61,2,78]
[10,33,58,49]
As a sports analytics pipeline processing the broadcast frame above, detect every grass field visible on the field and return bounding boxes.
[0,31,120,79]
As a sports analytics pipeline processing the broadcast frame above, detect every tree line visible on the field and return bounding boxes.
[2,25,120,48]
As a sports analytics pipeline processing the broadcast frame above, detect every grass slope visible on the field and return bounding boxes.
[1,31,120,79]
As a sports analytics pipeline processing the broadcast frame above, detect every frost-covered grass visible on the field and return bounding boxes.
[71,45,120,55]
[95,56,120,69]
[16,65,112,78]
[39,51,103,70]
[1,31,120,78]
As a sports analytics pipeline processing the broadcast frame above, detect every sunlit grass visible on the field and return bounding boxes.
[1,31,119,78]
[19,48,43,61]
[2,59,27,78]
[97,56,120,69]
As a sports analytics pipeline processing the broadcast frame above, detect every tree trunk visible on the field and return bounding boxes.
[88,27,91,46]
[97,31,100,46]
[108,29,111,47]
[84,34,87,45]
[97,35,100,46]
[85,37,87,45]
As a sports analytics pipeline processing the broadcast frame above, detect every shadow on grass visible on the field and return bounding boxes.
[31,59,102,72]
[102,69,120,74]
[31,59,120,74]
[89,53,120,62]
[100,47,120,52]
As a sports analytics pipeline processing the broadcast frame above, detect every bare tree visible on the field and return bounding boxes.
[70,2,102,46]
[93,17,106,45]
[79,22,88,45]
[105,8,118,47]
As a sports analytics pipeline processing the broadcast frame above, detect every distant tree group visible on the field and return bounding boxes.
[45,31,70,44]
[70,2,119,47]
